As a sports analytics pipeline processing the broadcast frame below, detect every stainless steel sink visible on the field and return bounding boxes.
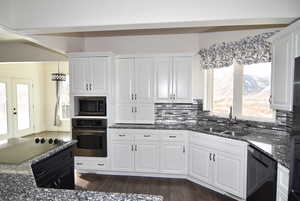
[202,127,237,136]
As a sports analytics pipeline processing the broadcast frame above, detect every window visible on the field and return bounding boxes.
[60,75,70,120]
[206,61,274,121]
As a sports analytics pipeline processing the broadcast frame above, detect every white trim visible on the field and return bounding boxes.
[268,19,300,42]
[116,52,197,59]
[67,52,114,58]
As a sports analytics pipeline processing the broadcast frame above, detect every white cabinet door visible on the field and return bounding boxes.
[160,142,186,174]
[90,57,108,94]
[115,104,135,123]
[189,144,213,185]
[154,57,173,102]
[116,58,134,104]
[70,58,90,94]
[173,57,192,103]
[134,58,154,104]
[111,141,134,171]
[134,141,159,173]
[135,104,154,124]
[271,34,294,111]
[213,151,244,198]
[295,29,300,58]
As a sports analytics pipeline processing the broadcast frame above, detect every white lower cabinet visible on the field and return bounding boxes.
[160,141,187,174]
[277,164,289,201]
[111,141,134,171]
[106,129,247,199]
[213,150,244,197]
[189,144,212,184]
[75,157,109,171]
[135,141,159,173]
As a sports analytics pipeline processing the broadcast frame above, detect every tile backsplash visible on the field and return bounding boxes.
[154,99,293,133]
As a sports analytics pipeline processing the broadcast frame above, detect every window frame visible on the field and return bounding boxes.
[204,60,275,122]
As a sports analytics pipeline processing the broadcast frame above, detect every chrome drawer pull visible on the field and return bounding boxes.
[119,134,126,137]
[169,136,177,138]
[97,163,104,166]
[76,162,83,165]
[144,135,151,137]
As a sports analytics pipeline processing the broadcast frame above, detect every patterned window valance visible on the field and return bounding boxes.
[199,32,277,69]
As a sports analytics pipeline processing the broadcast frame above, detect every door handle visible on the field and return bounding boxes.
[213,154,215,162]
[209,153,212,161]
[89,83,92,91]
[131,145,134,151]
[135,144,137,151]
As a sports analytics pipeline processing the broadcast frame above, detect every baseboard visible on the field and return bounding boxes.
[75,168,245,201]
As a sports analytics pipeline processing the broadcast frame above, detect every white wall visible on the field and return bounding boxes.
[9,0,299,32]
[0,0,12,28]
[0,62,46,133]
[43,62,71,132]
[0,42,67,62]
[85,34,199,54]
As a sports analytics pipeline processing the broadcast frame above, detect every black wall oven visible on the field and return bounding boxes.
[77,96,106,116]
[72,118,107,157]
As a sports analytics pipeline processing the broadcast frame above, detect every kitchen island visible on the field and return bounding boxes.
[0,139,163,201]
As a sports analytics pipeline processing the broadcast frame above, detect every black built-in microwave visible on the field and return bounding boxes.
[78,96,106,116]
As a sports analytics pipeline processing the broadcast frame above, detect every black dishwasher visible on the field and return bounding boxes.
[31,146,75,190]
[247,145,277,201]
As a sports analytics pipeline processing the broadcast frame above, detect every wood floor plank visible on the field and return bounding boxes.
[75,173,235,201]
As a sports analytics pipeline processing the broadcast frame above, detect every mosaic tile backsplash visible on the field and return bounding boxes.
[154,99,293,133]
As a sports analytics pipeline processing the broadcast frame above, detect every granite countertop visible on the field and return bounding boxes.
[0,139,163,201]
[109,123,291,169]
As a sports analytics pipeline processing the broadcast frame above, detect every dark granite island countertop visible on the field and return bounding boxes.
[0,139,163,201]
[109,123,291,169]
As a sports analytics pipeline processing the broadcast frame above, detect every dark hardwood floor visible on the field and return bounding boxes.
[75,173,235,201]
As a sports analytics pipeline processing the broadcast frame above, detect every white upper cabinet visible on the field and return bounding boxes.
[134,58,154,104]
[69,54,110,95]
[270,21,300,111]
[271,33,294,111]
[115,57,154,124]
[154,57,173,102]
[155,56,193,103]
[90,57,109,94]
[116,58,134,104]
[173,56,192,103]
[70,57,90,94]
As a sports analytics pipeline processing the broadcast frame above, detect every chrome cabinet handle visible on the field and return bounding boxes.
[135,145,137,151]
[135,107,137,113]
[97,163,104,166]
[144,135,151,137]
[135,94,137,100]
[169,135,176,138]
[269,95,272,105]
[131,94,134,100]
[76,162,83,165]
[209,153,212,161]
[132,107,134,113]
[131,145,134,151]
[86,84,88,91]
[213,154,215,162]
[89,83,92,90]
[118,134,126,137]
[183,145,185,153]
[173,94,176,100]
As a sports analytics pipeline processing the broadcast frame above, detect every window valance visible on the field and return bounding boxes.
[199,32,277,69]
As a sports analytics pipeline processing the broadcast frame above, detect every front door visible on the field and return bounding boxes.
[0,78,34,139]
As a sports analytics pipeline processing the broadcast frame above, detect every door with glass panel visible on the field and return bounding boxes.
[0,79,10,140]
[11,79,33,137]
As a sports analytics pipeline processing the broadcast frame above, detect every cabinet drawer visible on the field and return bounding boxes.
[75,158,108,170]
[135,133,159,141]
[161,133,186,141]
[111,133,134,141]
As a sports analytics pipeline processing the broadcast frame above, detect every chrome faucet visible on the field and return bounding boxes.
[229,106,233,121]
